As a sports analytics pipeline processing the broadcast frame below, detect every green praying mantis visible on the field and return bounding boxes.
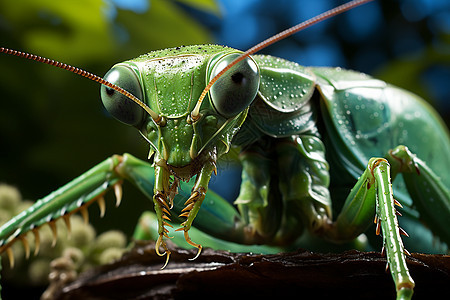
[0,0,449,299]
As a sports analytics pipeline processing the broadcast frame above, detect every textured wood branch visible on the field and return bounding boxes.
[50,241,450,299]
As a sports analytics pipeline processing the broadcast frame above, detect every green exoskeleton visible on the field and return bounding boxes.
[0,0,449,299]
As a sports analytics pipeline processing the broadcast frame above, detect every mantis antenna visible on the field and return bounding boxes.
[0,47,161,122]
[190,0,375,121]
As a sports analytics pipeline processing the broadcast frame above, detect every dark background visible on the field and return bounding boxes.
[0,0,449,237]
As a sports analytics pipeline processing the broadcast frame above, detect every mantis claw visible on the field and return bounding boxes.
[189,248,202,261]
[155,234,171,269]
[113,182,123,207]
[48,221,58,247]
[6,247,14,268]
[32,229,40,256]
[161,253,171,270]
[97,197,106,218]
[175,187,206,260]
[20,236,30,259]
[186,232,202,261]
[175,226,202,260]
[80,207,89,224]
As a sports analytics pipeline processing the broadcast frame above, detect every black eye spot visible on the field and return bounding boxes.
[106,87,115,96]
[231,72,244,84]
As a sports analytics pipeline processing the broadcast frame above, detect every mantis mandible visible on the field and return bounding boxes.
[1,0,449,299]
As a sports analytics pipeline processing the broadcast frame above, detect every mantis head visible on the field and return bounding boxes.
[100,45,260,180]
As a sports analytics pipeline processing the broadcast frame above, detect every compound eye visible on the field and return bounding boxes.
[209,53,260,118]
[100,65,144,127]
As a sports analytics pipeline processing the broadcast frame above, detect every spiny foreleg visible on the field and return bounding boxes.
[0,155,128,268]
[370,158,414,298]
[324,157,415,299]
[150,158,216,267]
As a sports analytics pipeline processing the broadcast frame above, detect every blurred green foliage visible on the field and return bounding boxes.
[0,0,216,235]
[375,44,450,115]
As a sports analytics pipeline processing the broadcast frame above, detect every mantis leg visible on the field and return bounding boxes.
[133,211,283,254]
[323,145,450,300]
[174,160,216,261]
[232,135,332,245]
[326,158,414,299]
[104,154,266,258]
[386,146,450,245]
[0,153,162,267]
[0,154,126,261]
[0,152,263,270]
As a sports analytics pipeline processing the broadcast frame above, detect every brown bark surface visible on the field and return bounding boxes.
[51,241,450,299]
